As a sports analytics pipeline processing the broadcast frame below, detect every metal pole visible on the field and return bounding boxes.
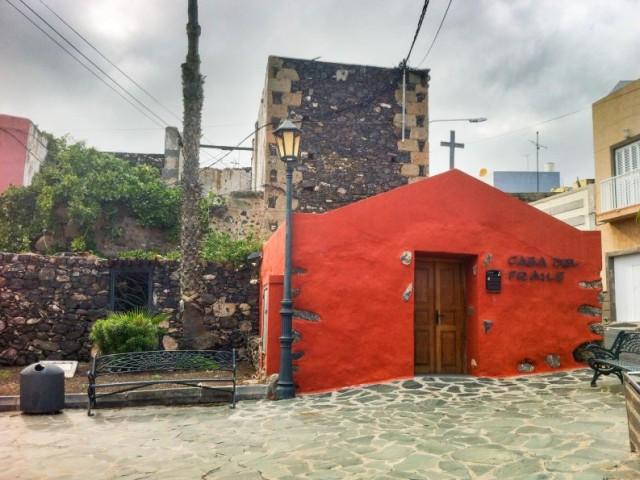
[276,162,295,400]
[536,130,540,193]
[401,66,406,141]
[449,130,455,170]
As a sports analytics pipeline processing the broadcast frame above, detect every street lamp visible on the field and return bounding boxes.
[272,119,301,400]
[429,117,487,124]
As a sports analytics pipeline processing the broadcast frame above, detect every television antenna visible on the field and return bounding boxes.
[528,131,548,192]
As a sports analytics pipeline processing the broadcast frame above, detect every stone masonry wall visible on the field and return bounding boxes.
[0,253,259,366]
[154,259,260,355]
[256,56,430,231]
[207,191,267,239]
[200,167,252,196]
[0,254,110,366]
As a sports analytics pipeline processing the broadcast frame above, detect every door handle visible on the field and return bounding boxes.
[435,310,441,325]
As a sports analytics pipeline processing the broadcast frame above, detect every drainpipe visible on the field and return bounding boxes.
[401,65,407,141]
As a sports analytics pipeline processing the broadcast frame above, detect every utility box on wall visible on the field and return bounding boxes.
[486,270,502,293]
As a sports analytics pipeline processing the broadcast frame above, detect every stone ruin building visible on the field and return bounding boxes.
[118,56,431,239]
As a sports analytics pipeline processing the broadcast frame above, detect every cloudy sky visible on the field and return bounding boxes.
[1,0,638,184]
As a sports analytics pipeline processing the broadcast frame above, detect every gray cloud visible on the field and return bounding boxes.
[1,0,638,182]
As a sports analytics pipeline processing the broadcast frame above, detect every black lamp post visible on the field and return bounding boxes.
[273,119,301,400]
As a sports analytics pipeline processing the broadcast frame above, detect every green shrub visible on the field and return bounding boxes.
[164,250,181,261]
[117,249,180,261]
[117,249,160,260]
[201,231,261,265]
[70,236,87,253]
[175,355,219,370]
[0,186,42,252]
[90,309,168,355]
[0,136,181,252]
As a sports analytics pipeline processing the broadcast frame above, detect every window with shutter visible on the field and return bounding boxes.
[615,139,640,175]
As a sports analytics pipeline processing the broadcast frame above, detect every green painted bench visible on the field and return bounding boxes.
[87,349,236,415]
[587,332,640,387]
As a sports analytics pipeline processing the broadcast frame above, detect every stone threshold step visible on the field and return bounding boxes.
[0,384,267,412]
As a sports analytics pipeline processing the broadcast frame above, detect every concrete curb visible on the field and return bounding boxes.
[0,384,267,412]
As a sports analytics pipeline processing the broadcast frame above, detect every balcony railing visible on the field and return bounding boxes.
[600,168,640,213]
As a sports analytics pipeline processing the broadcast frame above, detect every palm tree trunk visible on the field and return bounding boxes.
[180,0,205,348]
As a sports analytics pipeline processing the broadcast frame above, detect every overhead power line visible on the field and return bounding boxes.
[6,0,232,168]
[402,0,430,66]
[466,108,588,145]
[0,126,37,157]
[38,0,181,124]
[202,128,261,168]
[4,0,165,128]
[13,0,171,127]
[33,0,229,167]
[202,79,405,168]
[416,0,453,67]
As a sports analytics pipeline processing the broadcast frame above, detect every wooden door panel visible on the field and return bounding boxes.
[415,311,432,371]
[437,328,461,373]
[415,258,465,374]
[437,329,458,372]
[414,260,435,373]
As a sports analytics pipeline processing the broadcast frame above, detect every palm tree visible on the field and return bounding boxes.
[180,0,206,348]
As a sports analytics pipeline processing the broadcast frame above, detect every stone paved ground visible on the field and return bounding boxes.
[1,369,639,479]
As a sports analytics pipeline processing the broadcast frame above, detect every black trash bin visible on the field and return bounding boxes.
[20,363,65,414]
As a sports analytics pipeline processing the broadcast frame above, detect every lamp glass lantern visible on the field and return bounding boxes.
[273,119,301,162]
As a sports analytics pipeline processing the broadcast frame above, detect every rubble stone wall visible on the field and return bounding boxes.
[207,191,267,239]
[256,56,430,232]
[0,253,259,366]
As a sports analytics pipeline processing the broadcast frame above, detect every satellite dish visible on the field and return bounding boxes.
[479,168,488,177]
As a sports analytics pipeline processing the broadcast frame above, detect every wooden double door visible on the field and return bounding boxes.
[414,258,466,374]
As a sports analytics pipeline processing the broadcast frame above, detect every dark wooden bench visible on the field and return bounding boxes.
[587,332,640,387]
[87,349,236,415]
[623,372,640,452]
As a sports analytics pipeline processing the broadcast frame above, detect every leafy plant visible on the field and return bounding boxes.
[70,236,87,253]
[175,355,219,370]
[164,250,181,261]
[201,231,261,265]
[117,249,160,260]
[90,309,168,355]
[0,186,41,252]
[0,136,181,252]
[117,249,181,261]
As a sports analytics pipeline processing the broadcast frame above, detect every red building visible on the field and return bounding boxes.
[260,170,602,393]
[0,114,48,193]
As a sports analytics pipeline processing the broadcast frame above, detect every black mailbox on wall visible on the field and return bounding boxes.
[486,270,501,293]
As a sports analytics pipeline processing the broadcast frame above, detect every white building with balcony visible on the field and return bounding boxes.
[593,79,640,324]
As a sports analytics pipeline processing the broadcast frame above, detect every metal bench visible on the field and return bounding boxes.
[587,332,640,387]
[87,349,236,415]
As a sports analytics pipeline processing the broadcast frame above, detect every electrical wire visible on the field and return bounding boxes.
[402,0,430,66]
[7,0,231,168]
[465,108,588,145]
[0,126,38,157]
[201,124,273,168]
[38,0,181,123]
[3,0,165,128]
[416,0,453,67]
[1,125,49,151]
[201,73,404,169]
[14,0,171,127]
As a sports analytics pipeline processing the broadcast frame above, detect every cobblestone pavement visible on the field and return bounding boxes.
[2,370,639,479]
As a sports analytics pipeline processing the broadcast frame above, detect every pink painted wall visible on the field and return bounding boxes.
[261,170,602,393]
[0,114,32,192]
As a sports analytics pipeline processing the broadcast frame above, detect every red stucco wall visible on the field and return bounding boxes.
[261,170,602,393]
[0,115,31,192]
